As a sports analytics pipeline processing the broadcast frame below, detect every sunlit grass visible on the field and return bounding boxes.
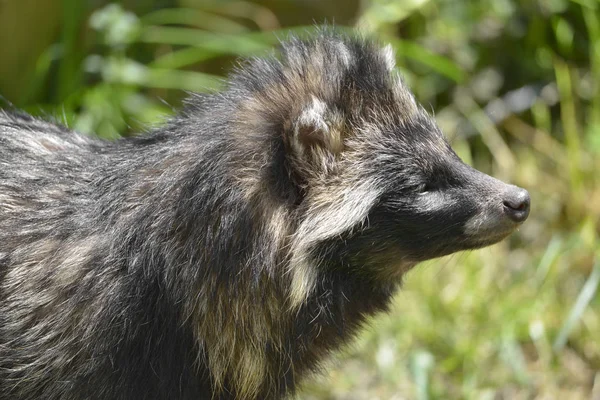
[300,228,599,399]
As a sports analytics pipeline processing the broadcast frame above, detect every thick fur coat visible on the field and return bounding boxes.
[0,30,529,399]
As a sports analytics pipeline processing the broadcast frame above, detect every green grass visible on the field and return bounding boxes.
[300,235,599,399]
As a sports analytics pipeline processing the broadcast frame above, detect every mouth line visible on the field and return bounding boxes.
[465,218,522,238]
[468,229,516,247]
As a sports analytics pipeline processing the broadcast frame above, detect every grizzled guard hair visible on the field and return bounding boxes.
[0,29,530,399]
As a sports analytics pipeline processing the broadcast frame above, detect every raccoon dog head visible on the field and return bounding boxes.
[232,30,529,299]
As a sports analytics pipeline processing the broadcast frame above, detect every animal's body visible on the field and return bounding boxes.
[0,30,529,399]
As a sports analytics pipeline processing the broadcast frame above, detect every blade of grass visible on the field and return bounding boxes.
[141,8,249,33]
[194,1,281,30]
[140,26,342,59]
[389,38,465,83]
[535,235,563,285]
[455,89,516,174]
[102,58,223,92]
[554,58,584,203]
[21,44,64,105]
[531,94,553,134]
[139,27,274,55]
[582,3,600,145]
[502,116,566,165]
[57,0,86,103]
[500,331,531,385]
[150,47,221,70]
[143,69,223,92]
[553,258,600,352]
[410,350,434,400]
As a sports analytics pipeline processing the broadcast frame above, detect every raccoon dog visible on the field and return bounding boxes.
[0,30,530,399]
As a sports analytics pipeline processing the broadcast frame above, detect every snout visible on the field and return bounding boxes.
[502,187,530,223]
[461,165,531,243]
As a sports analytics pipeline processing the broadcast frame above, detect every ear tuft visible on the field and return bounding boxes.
[291,96,343,156]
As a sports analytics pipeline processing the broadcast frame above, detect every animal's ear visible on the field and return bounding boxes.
[288,96,344,160]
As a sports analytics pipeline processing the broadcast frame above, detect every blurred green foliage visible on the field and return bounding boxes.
[0,0,599,399]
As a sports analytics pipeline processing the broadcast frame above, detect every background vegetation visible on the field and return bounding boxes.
[1,0,599,398]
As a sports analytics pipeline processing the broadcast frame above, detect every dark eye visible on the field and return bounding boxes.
[417,183,432,194]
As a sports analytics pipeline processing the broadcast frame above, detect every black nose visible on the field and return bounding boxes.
[503,187,530,223]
